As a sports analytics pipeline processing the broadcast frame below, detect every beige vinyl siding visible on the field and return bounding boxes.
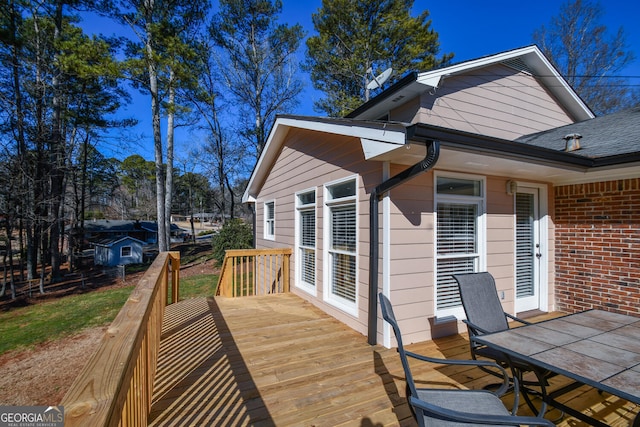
[383,171,556,344]
[254,128,382,337]
[486,177,518,308]
[386,168,435,344]
[388,95,421,123]
[412,64,574,139]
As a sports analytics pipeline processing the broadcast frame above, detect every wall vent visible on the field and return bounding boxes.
[502,58,534,75]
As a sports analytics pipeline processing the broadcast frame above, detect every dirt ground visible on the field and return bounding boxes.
[0,255,216,407]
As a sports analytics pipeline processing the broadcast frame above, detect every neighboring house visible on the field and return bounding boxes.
[78,220,184,246]
[94,236,145,266]
[242,45,640,348]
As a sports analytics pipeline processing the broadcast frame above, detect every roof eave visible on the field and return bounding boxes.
[243,116,410,203]
[409,123,594,170]
[346,45,594,122]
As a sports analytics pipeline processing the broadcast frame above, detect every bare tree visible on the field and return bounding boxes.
[209,0,304,159]
[533,0,638,115]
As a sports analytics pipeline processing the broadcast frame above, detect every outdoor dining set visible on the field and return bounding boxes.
[380,272,640,426]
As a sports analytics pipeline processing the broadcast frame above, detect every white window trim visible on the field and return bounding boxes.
[295,188,317,296]
[433,172,487,320]
[512,181,549,312]
[263,200,275,240]
[120,245,133,258]
[323,175,359,317]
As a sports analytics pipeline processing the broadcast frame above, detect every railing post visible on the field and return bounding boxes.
[170,251,180,304]
[283,253,290,293]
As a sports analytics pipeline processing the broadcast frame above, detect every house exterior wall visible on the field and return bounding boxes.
[382,169,556,345]
[254,128,383,336]
[255,126,560,344]
[400,64,574,140]
[94,239,143,267]
[554,179,640,316]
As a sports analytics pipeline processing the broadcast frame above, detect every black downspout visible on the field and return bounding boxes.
[367,140,440,345]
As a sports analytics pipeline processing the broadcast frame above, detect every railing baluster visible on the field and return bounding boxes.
[216,249,292,298]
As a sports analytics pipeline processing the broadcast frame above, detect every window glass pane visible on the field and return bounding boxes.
[328,180,356,200]
[516,193,535,298]
[437,203,477,255]
[332,252,356,302]
[300,248,315,285]
[436,258,476,309]
[298,191,315,206]
[437,177,481,196]
[265,202,274,219]
[300,210,315,247]
[331,205,356,252]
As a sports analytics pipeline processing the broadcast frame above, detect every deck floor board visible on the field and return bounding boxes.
[148,294,638,426]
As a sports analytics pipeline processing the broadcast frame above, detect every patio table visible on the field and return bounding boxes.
[472,309,640,427]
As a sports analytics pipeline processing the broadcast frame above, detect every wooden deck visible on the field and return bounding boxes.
[148,294,639,426]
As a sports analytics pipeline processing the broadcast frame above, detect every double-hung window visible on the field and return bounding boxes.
[324,178,357,314]
[296,190,316,294]
[264,200,275,240]
[435,175,485,317]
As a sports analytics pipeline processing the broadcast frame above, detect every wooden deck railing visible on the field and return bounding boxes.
[216,248,292,297]
[60,251,180,427]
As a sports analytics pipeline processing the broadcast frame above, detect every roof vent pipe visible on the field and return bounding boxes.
[564,133,582,152]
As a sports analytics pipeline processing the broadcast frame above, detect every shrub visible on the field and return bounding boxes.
[211,219,253,264]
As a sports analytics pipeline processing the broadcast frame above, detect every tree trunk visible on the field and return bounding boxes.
[48,0,65,281]
[9,0,30,283]
[144,0,167,253]
[164,70,176,250]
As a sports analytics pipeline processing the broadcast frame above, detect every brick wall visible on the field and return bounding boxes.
[554,179,640,315]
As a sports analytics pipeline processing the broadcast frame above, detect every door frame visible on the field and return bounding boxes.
[514,182,549,313]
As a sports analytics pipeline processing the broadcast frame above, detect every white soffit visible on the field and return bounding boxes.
[435,147,640,186]
[360,138,405,160]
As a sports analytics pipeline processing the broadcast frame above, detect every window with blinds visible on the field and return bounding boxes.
[325,178,357,308]
[296,191,316,289]
[264,201,275,239]
[516,192,535,298]
[435,176,484,312]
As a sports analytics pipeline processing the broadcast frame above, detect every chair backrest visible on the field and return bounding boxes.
[452,272,509,334]
[378,293,418,398]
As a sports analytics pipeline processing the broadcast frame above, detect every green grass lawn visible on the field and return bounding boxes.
[0,273,218,356]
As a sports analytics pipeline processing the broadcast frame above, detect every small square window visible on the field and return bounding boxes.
[121,246,132,257]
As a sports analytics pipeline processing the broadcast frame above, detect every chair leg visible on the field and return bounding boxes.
[406,383,416,420]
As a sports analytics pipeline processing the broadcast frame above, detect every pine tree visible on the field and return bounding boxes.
[304,0,453,117]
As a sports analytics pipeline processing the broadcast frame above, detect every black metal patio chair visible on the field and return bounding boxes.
[379,292,554,426]
[452,272,557,415]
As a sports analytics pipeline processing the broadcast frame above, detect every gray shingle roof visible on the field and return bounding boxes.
[516,106,640,158]
[80,220,180,232]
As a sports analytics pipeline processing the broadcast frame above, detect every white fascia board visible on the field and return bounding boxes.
[416,46,542,87]
[523,49,594,121]
[243,117,407,203]
[276,117,406,143]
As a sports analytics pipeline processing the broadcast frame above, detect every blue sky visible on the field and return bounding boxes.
[290,0,640,116]
[90,1,640,160]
